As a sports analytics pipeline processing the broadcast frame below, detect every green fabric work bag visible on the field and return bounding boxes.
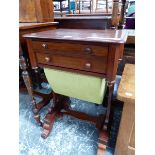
[44,68,107,104]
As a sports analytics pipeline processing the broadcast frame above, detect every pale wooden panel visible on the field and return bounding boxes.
[129,122,135,148]
[117,64,135,104]
[115,103,135,155]
[127,146,135,155]
[115,64,135,155]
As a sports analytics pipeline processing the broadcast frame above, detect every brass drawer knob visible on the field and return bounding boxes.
[85,47,92,54]
[85,63,91,69]
[42,43,48,49]
[45,57,50,62]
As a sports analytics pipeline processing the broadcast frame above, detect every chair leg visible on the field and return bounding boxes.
[60,0,63,17]
[106,0,108,13]
[68,0,71,14]
[79,0,80,14]
[90,0,91,13]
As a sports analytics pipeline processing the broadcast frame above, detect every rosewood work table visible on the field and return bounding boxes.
[23,29,127,154]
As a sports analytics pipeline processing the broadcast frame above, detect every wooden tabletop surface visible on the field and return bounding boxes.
[23,29,128,43]
[117,64,135,103]
[19,22,58,30]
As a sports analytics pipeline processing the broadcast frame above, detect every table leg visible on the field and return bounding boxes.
[103,81,114,130]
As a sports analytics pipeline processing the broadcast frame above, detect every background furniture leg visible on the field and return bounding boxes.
[106,0,108,13]
[118,0,127,29]
[79,0,81,13]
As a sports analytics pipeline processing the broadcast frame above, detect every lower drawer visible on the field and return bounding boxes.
[36,52,107,74]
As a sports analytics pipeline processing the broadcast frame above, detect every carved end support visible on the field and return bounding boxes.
[20,56,43,126]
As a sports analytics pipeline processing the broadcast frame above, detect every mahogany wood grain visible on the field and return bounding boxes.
[19,22,58,89]
[31,41,109,57]
[106,44,120,82]
[24,29,127,154]
[35,52,108,74]
[19,0,53,22]
[23,29,128,44]
[26,39,38,69]
[118,44,125,60]
[19,22,58,44]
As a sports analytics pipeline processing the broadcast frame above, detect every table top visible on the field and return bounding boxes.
[19,22,58,30]
[23,29,128,44]
[117,64,135,104]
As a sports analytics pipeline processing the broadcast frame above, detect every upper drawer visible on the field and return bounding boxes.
[31,41,109,57]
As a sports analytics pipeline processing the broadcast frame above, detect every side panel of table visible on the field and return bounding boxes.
[115,64,135,155]
[115,102,135,155]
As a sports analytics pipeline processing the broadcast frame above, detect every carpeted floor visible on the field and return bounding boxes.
[19,76,122,155]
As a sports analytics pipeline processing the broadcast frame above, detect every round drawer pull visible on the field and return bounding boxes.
[85,63,91,69]
[45,57,50,62]
[42,43,48,49]
[85,47,92,54]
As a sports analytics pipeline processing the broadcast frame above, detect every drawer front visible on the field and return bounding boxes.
[32,41,108,57]
[36,52,107,74]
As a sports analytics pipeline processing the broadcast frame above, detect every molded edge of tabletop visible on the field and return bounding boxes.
[22,29,128,44]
